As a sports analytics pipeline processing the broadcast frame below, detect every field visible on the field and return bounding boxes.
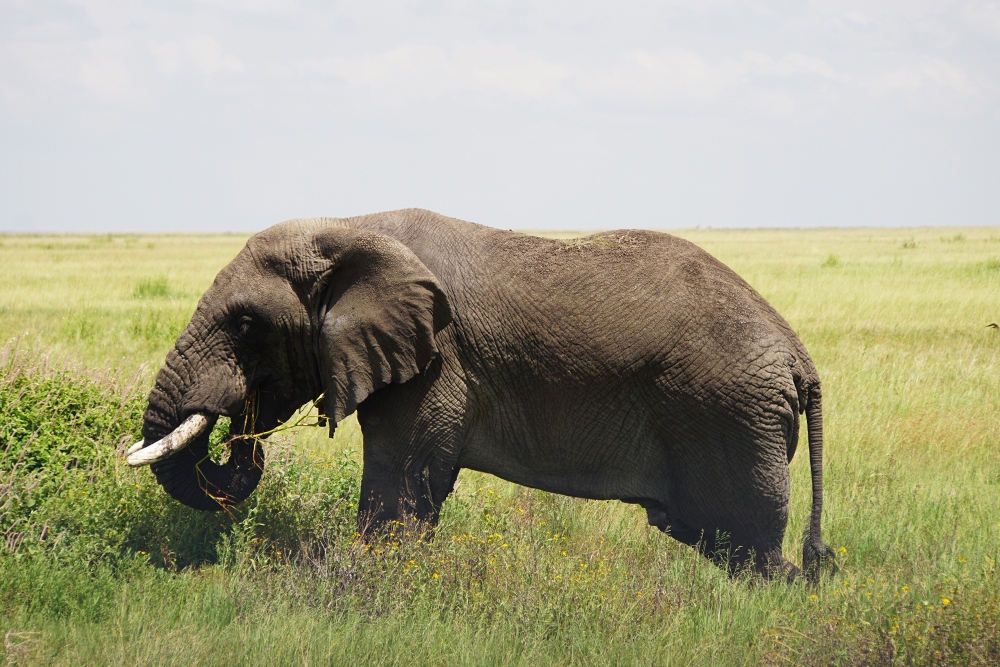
[1,227,999,665]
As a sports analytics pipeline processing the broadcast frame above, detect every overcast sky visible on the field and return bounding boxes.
[2,1,998,232]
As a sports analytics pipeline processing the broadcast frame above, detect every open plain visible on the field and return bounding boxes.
[1,227,998,665]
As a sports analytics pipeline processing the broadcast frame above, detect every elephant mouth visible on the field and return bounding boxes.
[135,405,266,512]
[133,375,303,511]
[134,356,277,510]
[129,387,266,469]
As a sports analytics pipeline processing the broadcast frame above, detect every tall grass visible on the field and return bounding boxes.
[2,227,999,665]
[132,277,171,300]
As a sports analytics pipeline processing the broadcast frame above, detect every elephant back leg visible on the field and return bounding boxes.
[647,402,799,580]
[644,496,797,580]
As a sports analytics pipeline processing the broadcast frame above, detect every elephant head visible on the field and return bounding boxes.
[127,220,452,510]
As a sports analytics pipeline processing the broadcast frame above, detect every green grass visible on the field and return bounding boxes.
[2,227,1000,665]
[0,234,247,370]
[132,277,171,300]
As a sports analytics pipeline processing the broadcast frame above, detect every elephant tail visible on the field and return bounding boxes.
[802,384,837,581]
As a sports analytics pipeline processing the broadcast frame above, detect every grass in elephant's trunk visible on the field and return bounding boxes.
[143,390,330,512]
[147,417,263,512]
[191,394,329,513]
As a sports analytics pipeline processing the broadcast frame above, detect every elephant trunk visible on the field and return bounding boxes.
[138,349,265,512]
[148,423,264,511]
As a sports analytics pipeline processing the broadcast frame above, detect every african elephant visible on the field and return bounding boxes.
[127,208,836,581]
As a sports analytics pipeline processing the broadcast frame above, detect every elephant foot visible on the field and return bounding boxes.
[773,557,802,583]
[356,505,439,545]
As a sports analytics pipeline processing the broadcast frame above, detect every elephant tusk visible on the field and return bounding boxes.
[126,413,212,467]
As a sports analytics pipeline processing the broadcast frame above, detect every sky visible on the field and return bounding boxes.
[2,1,999,233]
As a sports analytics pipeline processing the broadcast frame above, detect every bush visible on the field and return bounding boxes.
[0,340,361,572]
[0,340,145,473]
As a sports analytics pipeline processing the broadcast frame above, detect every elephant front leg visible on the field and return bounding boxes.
[357,456,459,539]
[354,376,465,540]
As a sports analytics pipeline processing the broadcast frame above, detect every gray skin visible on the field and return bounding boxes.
[138,208,836,581]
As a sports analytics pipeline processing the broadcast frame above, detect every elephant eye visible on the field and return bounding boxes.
[237,314,255,336]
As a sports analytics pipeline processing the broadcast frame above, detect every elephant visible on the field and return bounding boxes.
[127,208,836,581]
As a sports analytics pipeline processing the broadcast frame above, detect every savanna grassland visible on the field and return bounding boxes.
[1,227,999,666]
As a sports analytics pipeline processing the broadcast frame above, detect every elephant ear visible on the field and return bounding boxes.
[310,228,452,428]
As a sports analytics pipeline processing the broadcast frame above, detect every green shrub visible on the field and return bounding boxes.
[0,340,145,473]
[0,341,361,572]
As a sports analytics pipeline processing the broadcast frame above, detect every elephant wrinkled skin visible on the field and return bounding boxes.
[132,209,836,581]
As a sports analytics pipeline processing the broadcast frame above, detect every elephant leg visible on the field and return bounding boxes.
[357,455,459,537]
[645,430,797,580]
[702,530,800,581]
[644,505,787,578]
[355,385,463,538]
[650,518,797,581]
[352,355,465,538]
